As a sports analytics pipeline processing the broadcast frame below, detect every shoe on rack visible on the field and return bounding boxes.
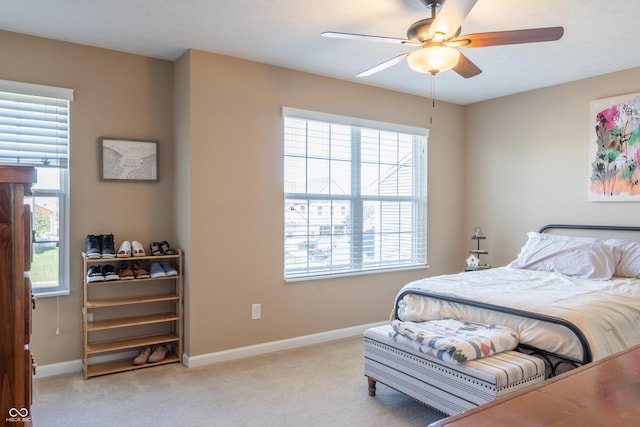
[101,234,116,258]
[131,241,146,257]
[149,241,163,256]
[86,235,102,259]
[118,261,134,280]
[160,261,178,276]
[148,345,169,363]
[117,241,132,257]
[159,241,177,255]
[102,264,119,281]
[149,262,166,278]
[87,265,104,282]
[132,261,150,279]
[133,347,151,365]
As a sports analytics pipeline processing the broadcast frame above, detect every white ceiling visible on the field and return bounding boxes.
[1,0,639,105]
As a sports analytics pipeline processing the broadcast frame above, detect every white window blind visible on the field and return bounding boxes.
[0,79,73,168]
[284,108,427,280]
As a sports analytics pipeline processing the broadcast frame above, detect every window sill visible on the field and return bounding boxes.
[285,264,430,283]
[33,289,70,298]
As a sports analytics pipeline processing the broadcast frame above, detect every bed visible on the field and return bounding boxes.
[365,224,640,412]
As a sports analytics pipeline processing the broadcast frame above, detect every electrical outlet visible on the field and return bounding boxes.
[87,312,94,322]
[251,303,261,320]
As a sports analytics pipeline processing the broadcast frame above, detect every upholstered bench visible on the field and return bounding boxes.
[364,324,546,416]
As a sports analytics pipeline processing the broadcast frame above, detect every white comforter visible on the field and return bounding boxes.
[395,266,640,361]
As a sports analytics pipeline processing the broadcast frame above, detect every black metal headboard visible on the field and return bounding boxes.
[538,224,640,234]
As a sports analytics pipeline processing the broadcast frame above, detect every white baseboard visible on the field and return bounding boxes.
[34,359,81,379]
[184,320,387,368]
[34,350,139,379]
[34,321,388,378]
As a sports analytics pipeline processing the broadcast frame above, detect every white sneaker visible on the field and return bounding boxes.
[117,240,131,257]
[131,240,146,256]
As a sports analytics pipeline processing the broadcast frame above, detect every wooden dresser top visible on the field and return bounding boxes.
[430,343,640,427]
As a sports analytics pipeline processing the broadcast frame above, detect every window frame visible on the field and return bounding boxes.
[0,79,73,296]
[27,168,70,296]
[283,107,428,281]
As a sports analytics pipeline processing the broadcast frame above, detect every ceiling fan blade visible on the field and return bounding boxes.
[452,52,482,78]
[356,53,410,77]
[450,27,564,48]
[429,0,478,40]
[321,31,419,46]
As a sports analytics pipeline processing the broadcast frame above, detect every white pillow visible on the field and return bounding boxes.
[510,232,600,264]
[604,238,640,278]
[509,232,619,280]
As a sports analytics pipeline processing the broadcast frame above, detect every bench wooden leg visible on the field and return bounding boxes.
[367,377,377,396]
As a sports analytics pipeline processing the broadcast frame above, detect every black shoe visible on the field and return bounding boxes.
[102,264,119,281]
[101,234,116,258]
[86,235,102,259]
[149,241,162,256]
[159,241,177,255]
[87,265,104,282]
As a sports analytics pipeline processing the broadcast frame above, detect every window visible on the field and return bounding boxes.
[283,108,427,280]
[0,79,73,296]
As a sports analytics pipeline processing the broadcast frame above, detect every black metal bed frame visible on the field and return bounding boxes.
[394,288,590,375]
[393,224,640,376]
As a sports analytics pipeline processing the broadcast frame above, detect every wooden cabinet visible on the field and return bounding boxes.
[0,165,37,425]
[81,250,183,379]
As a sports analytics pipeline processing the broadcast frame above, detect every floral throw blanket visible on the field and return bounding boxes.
[389,318,519,365]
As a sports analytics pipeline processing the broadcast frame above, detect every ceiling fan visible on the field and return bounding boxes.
[321,0,564,78]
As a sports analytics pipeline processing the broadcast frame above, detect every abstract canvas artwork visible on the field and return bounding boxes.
[589,92,640,201]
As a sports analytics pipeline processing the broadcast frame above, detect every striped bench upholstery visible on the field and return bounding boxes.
[364,324,546,416]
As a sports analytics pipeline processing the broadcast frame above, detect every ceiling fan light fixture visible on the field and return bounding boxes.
[407,45,460,75]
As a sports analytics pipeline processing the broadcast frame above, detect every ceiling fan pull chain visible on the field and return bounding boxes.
[429,73,435,125]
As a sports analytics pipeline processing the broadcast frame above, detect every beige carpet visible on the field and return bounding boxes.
[32,336,446,426]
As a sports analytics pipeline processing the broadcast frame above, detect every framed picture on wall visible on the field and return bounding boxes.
[99,137,158,182]
[589,92,640,201]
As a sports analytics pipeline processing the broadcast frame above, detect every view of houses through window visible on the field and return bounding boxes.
[284,109,427,279]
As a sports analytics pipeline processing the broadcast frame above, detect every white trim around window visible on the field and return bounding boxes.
[0,80,72,296]
[283,107,428,281]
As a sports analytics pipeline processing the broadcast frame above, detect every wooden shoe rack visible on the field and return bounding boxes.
[81,250,183,379]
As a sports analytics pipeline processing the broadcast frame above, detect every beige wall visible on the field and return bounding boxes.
[464,67,640,267]
[176,49,465,356]
[1,30,175,365]
[10,27,640,367]
[2,31,465,365]
[12,26,640,366]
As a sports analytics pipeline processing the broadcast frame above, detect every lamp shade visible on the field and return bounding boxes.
[407,45,461,75]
